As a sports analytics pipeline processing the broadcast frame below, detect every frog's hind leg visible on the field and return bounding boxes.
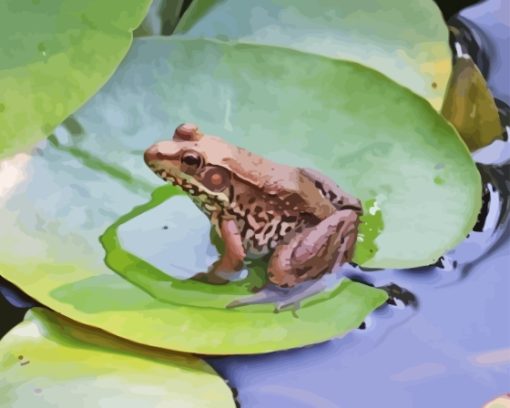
[227,209,359,310]
[267,209,359,288]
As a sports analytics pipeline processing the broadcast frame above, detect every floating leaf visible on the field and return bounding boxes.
[0,0,152,158]
[0,37,480,354]
[175,0,452,110]
[0,308,236,407]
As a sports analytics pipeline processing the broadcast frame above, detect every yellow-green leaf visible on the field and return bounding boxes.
[0,308,236,408]
[0,0,152,158]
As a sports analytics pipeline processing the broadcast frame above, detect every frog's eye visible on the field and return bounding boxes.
[181,151,203,174]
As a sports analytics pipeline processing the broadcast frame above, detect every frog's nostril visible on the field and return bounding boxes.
[144,145,160,164]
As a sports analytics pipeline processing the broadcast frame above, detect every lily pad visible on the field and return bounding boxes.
[175,0,452,110]
[0,0,151,158]
[0,308,235,407]
[0,37,480,354]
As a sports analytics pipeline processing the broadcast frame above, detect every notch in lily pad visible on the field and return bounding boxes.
[100,184,386,311]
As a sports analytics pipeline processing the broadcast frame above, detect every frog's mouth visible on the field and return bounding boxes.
[152,167,197,195]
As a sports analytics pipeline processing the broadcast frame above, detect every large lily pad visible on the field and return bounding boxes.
[0,37,480,354]
[0,308,235,407]
[0,0,151,158]
[175,0,451,110]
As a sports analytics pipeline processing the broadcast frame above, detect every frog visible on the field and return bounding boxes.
[144,123,363,309]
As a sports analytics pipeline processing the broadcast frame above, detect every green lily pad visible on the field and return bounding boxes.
[175,0,451,110]
[0,0,151,158]
[0,308,235,407]
[0,37,480,354]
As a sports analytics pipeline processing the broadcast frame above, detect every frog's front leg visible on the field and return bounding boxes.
[227,209,359,309]
[193,218,246,284]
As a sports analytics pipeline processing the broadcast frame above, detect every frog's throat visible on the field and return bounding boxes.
[153,166,229,208]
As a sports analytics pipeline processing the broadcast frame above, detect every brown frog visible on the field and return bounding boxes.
[144,124,362,307]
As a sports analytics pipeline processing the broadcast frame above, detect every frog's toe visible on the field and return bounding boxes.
[226,285,284,308]
[227,279,329,311]
[273,299,302,313]
[192,272,229,285]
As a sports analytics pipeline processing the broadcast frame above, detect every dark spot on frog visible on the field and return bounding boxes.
[18,355,23,360]
[432,81,438,89]
[34,388,42,394]
[358,321,366,330]
[248,197,256,204]
[254,206,262,213]
[20,360,30,366]
[162,225,168,230]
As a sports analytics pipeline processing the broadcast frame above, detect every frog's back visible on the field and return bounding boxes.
[203,135,304,195]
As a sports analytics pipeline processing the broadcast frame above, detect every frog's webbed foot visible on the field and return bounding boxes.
[192,219,246,285]
[192,270,230,285]
[226,279,330,312]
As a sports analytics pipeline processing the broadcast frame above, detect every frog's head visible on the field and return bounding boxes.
[144,123,232,207]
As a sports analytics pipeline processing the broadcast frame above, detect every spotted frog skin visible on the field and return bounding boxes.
[144,124,362,289]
